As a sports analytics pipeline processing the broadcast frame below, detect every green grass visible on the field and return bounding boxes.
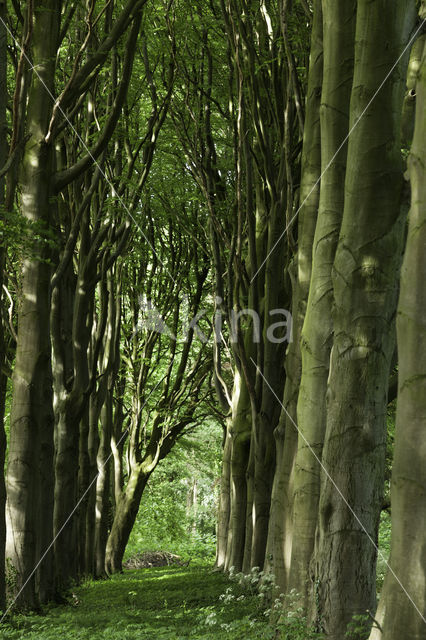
[0,562,280,640]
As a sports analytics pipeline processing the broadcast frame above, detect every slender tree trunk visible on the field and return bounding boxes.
[242,440,254,573]
[227,374,251,571]
[215,419,232,570]
[53,403,81,588]
[54,243,97,588]
[266,0,323,592]
[6,0,59,608]
[94,396,112,577]
[315,2,416,636]
[111,390,125,512]
[78,404,91,575]
[94,270,120,576]
[85,393,100,577]
[370,26,426,640]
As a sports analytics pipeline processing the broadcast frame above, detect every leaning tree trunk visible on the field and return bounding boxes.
[105,467,149,574]
[5,0,59,608]
[369,25,426,640]
[314,1,416,637]
[290,0,355,605]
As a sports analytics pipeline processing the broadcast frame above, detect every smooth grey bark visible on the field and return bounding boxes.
[94,396,112,577]
[84,392,100,576]
[370,23,426,640]
[94,271,121,577]
[242,438,254,574]
[105,469,149,574]
[0,0,7,610]
[215,419,232,570]
[266,0,323,592]
[226,374,251,571]
[290,0,355,606]
[6,0,59,608]
[250,202,287,570]
[53,239,96,589]
[315,2,416,637]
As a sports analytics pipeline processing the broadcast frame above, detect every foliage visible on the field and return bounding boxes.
[4,559,18,608]
[225,567,324,640]
[125,425,222,561]
[376,510,392,593]
[376,407,394,592]
[0,563,316,640]
[344,614,372,640]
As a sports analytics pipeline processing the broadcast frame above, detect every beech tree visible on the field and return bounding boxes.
[0,0,7,610]
[4,0,166,605]
[370,12,426,640]
[0,1,425,635]
[104,192,214,573]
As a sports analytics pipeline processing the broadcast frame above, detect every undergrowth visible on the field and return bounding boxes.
[0,561,322,639]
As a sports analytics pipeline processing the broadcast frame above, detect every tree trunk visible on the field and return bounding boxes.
[0,0,7,609]
[85,393,100,576]
[53,240,97,588]
[215,419,232,570]
[53,402,81,588]
[315,2,416,636]
[370,25,426,640]
[105,469,149,574]
[6,0,59,608]
[265,0,323,592]
[291,0,355,605]
[242,438,254,573]
[36,376,55,603]
[78,406,90,575]
[94,396,112,577]
[227,374,251,571]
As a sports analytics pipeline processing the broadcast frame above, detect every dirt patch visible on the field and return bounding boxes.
[123,551,184,569]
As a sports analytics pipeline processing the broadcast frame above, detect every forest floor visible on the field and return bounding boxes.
[1,560,319,640]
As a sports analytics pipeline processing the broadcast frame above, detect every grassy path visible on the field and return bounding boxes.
[0,563,273,640]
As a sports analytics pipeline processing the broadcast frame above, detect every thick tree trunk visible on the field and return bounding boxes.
[315,2,416,637]
[290,0,355,605]
[105,469,149,574]
[36,384,55,603]
[370,27,426,640]
[5,0,59,608]
[0,0,7,610]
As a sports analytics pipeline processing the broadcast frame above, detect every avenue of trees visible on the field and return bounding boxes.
[0,1,425,639]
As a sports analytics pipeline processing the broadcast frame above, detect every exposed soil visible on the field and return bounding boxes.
[123,551,183,569]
